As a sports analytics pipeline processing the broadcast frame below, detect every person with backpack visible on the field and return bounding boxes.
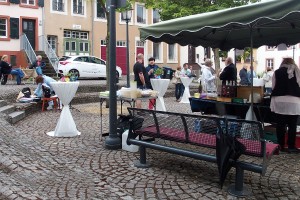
[34,75,57,110]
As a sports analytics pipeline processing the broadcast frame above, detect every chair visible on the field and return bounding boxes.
[41,96,60,111]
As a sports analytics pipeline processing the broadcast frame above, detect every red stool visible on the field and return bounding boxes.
[41,97,60,111]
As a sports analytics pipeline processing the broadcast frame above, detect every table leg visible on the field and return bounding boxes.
[180,86,191,103]
[156,96,166,111]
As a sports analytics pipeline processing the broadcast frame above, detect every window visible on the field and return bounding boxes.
[266,46,276,51]
[153,9,160,24]
[153,42,161,61]
[66,41,76,51]
[96,1,106,19]
[117,40,126,47]
[52,0,64,12]
[64,30,88,40]
[136,41,144,47]
[100,39,106,46]
[74,56,89,62]
[136,4,146,24]
[90,57,105,64]
[79,42,89,52]
[266,59,274,68]
[0,18,7,38]
[21,0,35,5]
[64,30,71,38]
[47,35,57,52]
[168,44,177,62]
[73,0,84,15]
[71,41,76,51]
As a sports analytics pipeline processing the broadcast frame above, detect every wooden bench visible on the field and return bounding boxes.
[126,108,279,197]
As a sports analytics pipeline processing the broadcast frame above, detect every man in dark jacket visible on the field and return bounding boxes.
[239,65,250,85]
[219,57,237,85]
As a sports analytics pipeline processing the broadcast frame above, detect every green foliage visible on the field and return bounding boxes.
[154,68,164,76]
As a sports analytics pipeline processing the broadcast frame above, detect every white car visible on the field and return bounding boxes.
[58,55,122,79]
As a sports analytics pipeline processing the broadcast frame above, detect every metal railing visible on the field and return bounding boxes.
[38,35,59,72]
[20,33,36,64]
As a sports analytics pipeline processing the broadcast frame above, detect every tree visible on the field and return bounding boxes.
[140,0,260,70]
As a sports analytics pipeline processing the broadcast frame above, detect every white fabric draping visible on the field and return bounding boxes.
[150,79,170,111]
[47,82,81,137]
[180,77,194,103]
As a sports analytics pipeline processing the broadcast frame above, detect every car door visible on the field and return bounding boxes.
[89,57,106,78]
[73,56,93,77]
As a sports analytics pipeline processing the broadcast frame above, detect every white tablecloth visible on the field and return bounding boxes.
[150,79,170,111]
[180,77,194,103]
[47,82,81,137]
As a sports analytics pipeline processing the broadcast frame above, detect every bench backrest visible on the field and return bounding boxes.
[127,108,265,157]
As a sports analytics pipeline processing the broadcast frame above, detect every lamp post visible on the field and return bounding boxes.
[121,9,133,88]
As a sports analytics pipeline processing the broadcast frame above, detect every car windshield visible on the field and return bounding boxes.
[59,56,71,61]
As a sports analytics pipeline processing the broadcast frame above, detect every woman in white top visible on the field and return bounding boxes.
[270,58,300,153]
[262,66,274,94]
[201,59,216,92]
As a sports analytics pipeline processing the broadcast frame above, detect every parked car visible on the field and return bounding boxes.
[58,55,122,80]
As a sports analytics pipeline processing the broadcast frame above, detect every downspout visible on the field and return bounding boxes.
[91,0,94,56]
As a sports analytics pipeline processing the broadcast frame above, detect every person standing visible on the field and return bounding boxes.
[201,59,216,92]
[262,66,274,94]
[30,55,46,75]
[0,55,25,85]
[181,63,191,77]
[239,65,250,85]
[146,57,159,109]
[174,66,184,102]
[271,58,300,153]
[247,66,257,84]
[219,57,237,85]
[133,53,150,108]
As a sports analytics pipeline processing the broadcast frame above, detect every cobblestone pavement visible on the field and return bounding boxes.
[0,94,300,199]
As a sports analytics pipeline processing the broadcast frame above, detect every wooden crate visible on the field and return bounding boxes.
[217,97,232,102]
[236,86,264,99]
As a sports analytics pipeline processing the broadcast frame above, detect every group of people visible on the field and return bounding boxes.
[0,55,46,85]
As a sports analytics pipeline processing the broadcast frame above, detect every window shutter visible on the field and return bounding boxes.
[9,0,20,4]
[10,18,19,39]
[38,0,44,7]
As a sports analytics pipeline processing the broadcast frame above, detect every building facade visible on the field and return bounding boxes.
[0,0,44,68]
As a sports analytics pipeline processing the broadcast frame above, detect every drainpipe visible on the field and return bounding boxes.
[91,0,94,56]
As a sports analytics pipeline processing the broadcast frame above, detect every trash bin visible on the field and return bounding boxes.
[162,67,174,80]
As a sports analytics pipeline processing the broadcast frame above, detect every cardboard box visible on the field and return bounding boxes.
[237,86,264,100]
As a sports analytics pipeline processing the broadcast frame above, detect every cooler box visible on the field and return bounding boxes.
[162,67,174,80]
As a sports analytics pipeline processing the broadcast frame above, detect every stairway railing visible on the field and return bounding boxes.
[20,33,37,64]
[38,35,59,72]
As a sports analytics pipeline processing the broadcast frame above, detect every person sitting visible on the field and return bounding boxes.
[0,55,25,85]
[34,75,57,110]
[30,55,46,75]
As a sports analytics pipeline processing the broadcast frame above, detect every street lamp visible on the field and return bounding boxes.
[121,9,133,88]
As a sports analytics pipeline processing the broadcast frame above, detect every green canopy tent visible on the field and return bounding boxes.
[139,0,300,196]
[140,0,300,118]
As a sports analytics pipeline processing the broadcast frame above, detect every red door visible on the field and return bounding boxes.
[100,46,127,74]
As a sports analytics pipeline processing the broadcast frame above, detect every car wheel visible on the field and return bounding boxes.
[69,69,80,77]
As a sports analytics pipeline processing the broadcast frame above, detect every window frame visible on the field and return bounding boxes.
[51,0,67,14]
[266,58,274,68]
[94,0,107,21]
[20,0,38,8]
[167,44,178,63]
[152,42,163,63]
[135,2,147,25]
[152,9,160,24]
[266,46,276,51]
[0,16,10,41]
[0,0,9,6]
[71,0,86,17]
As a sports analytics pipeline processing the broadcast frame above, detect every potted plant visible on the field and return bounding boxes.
[154,68,164,79]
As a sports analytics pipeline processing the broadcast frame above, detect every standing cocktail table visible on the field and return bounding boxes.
[47,82,81,137]
[180,77,194,103]
[150,79,170,111]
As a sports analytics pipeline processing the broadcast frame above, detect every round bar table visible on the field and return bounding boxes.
[180,77,194,103]
[47,82,81,137]
[150,79,170,111]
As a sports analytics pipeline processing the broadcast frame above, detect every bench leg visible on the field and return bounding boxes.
[134,146,150,168]
[228,165,251,197]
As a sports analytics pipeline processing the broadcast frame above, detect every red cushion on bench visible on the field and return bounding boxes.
[136,126,279,158]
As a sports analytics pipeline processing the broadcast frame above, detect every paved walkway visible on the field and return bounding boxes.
[0,82,299,199]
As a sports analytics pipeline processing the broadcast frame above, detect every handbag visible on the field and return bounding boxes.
[171,77,177,84]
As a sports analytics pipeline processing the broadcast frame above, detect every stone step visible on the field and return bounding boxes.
[7,111,26,124]
[0,105,16,114]
[0,100,7,107]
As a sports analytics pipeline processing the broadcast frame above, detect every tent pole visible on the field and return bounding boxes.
[250,27,254,120]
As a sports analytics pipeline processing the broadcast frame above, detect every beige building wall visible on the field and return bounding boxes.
[44,1,181,74]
